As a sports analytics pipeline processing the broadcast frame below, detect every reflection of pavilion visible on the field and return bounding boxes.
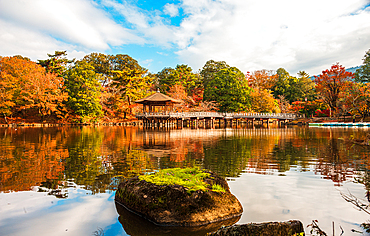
[137,128,298,160]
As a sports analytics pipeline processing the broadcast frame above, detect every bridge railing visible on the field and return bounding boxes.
[136,112,298,119]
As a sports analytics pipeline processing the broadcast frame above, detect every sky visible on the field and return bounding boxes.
[0,0,370,76]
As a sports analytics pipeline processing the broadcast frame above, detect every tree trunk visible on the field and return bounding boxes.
[3,113,8,124]
[127,96,132,115]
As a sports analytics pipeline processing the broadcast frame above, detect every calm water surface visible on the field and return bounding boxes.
[1,126,370,235]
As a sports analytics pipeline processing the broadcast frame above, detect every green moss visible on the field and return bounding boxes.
[211,184,226,193]
[139,167,211,193]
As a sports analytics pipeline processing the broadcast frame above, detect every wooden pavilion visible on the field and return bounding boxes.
[135,90,182,113]
[135,90,183,128]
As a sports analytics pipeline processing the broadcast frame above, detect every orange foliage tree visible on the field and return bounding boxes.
[344,82,370,121]
[291,100,327,117]
[0,56,67,121]
[314,63,354,116]
[250,88,280,113]
[247,69,278,90]
[0,57,17,123]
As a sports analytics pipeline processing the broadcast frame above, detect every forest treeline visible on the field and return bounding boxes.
[0,49,369,123]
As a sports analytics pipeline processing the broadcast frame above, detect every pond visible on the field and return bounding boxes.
[1,125,370,235]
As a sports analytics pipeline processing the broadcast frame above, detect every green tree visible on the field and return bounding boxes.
[110,54,153,116]
[272,68,316,103]
[82,52,112,86]
[157,64,202,95]
[355,49,370,83]
[82,53,153,119]
[200,60,230,101]
[296,71,316,101]
[37,51,73,77]
[157,64,203,108]
[203,67,252,112]
[64,60,103,122]
[272,68,298,103]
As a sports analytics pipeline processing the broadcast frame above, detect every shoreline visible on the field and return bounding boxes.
[1,117,369,128]
[0,121,142,128]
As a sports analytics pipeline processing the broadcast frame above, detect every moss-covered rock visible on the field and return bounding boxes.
[115,168,243,226]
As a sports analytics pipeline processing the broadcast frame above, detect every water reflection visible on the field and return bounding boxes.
[1,126,370,235]
[115,201,240,236]
[1,127,369,194]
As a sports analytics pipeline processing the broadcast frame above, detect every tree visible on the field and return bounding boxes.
[247,69,277,90]
[25,68,68,121]
[64,60,103,122]
[272,68,297,103]
[344,82,370,121]
[277,95,291,113]
[82,53,154,119]
[203,67,252,112]
[0,56,68,121]
[37,51,73,77]
[250,88,280,113]
[296,71,316,101]
[111,70,153,116]
[355,49,370,83]
[110,54,153,116]
[271,69,316,103]
[200,60,230,101]
[157,65,202,93]
[314,63,354,115]
[291,100,326,118]
[157,64,203,107]
[0,57,17,122]
[167,84,191,111]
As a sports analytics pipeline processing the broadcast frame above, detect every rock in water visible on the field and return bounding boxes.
[207,220,305,236]
[115,168,243,226]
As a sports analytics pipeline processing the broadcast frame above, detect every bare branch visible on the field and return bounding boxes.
[340,190,370,215]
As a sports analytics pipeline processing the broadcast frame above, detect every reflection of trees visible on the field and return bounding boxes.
[268,142,311,172]
[64,127,104,193]
[0,128,68,192]
[64,127,154,193]
[204,138,252,178]
[2,126,370,195]
[315,138,355,186]
[112,148,154,178]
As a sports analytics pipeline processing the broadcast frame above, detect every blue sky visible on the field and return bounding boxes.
[0,0,370,75]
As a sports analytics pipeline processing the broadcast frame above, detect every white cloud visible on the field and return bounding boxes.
[174,0,370,75]
[102,0,177,48]
[0,19,84,61]
[0,0,369,74]
[0,190,118,236]
[164,3,179,17]
[0,0,143,60]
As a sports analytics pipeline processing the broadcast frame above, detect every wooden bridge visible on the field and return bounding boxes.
[136,112,298,128]
[134,91,299,129]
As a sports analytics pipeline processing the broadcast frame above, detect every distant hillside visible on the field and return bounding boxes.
[310,66,362,80]
[346,66,361,73]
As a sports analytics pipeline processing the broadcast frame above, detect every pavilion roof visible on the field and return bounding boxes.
[134,91,182,104]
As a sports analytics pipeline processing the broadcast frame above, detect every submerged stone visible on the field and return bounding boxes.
[115,169,243,226]
[207,220,305,236]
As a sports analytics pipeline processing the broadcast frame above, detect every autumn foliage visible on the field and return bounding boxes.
[314,63,354,114]
[1,49,370,123]
[0,56,67,123]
